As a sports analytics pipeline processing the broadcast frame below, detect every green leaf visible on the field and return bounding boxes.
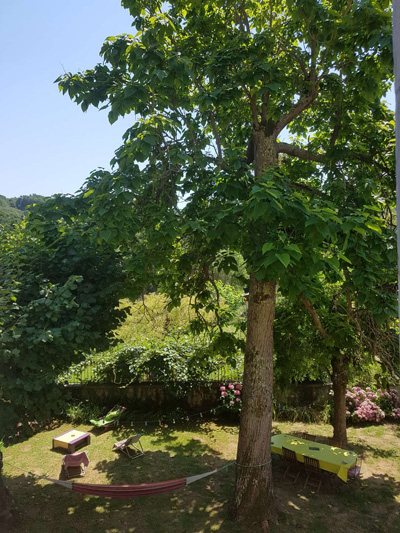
[155,69,168,80]
[262,242,274,254]
[253,202,268,220]
[285,244,301,254]
[338,253,351,264]
[353,227,367,235]
[327,257,340,271]
[365,222,382,234]
[108,110,117,125]
[143,134,159,146]
[100,229,112,242]
[262,255,277,268]
[276,253,291,268]
[266,82,280,92]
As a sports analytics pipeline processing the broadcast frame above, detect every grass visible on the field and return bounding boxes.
[2,419,400,533]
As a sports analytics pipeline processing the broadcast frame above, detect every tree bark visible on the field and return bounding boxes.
[331,356,348,448]
[0,452,13,525]
[233,276,276,529]
[233,130,277,530]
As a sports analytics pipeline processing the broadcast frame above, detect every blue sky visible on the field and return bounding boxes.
[0,1,395,199]
[0,0,133,198]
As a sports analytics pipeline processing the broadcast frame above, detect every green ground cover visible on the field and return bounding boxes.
[2,420,399,533]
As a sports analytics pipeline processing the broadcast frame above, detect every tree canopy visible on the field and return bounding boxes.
[57,0,394,302]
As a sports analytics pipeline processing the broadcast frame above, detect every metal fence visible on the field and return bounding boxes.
[60,363,243,385]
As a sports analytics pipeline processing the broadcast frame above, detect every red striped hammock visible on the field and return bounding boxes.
[42,469,219,499]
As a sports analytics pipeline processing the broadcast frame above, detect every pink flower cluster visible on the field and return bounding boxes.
[345,386,400,423]
[391,407,400,420]
[220,383,242,412]
[353,398,385,423]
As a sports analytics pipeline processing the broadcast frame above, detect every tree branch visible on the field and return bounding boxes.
[193,77,224,163]
[309,35,318,89]
[208,112,223,162]
[276,141,325,163]
[260,91,269,126]
[285,48,308,78]
[355,152,394,177]
[299,295,329,339]
[286,181,325,197]
[277,140,394,182]
[329,121,342,148]
[343,0,352,16]
[273,90,319,137]
[239,6,251,33]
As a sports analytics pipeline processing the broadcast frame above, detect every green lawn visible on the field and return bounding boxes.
[2,420,399,533]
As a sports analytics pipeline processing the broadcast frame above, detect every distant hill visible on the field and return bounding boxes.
[0,194,47,226]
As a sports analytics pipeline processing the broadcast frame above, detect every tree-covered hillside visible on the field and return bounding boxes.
[0,194,46,225]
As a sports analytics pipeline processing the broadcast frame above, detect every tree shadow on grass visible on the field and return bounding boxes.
[271,469,400,533]
[349,441,398,460]
[3,420,243,533]
[113,418,239,452]
[4,446,241,533]
[4,419,65,450]
[93,433,228,484]
[125,416,239,437]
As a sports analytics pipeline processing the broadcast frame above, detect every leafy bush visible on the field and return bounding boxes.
[116,293,197,343]
[0,198,127,437]
[1,411,41,443]
[61,336,223,398]
[116,282,246,346]
[64,401,103,424]
[375,388,400,419]
[273,401,331,424]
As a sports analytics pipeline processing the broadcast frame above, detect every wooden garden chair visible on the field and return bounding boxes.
[303,455,323,492]
[113,434,144,459]
[282,447,301,483]
[301,432,317,442]
[328,437,340,447]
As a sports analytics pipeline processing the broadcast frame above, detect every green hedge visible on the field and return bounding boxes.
[60,336,230,388]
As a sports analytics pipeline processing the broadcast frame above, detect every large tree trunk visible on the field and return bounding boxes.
[331,356,348,448]
[233,276,276,529]
[233,130,277,530]
[0,452,13,525]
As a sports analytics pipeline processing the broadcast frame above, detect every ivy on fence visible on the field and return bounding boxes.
[59,337,243,386]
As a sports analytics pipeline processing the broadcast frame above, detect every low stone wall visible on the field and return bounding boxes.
[64,381,330,410]
[274,382,331,407]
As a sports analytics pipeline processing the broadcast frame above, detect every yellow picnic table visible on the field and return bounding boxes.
[270,434,357,482]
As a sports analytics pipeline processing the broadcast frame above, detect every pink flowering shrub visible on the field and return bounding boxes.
[375,389,400,419]
[392,407,400,419]
[345,386,400,423]
[220,383,242,413]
